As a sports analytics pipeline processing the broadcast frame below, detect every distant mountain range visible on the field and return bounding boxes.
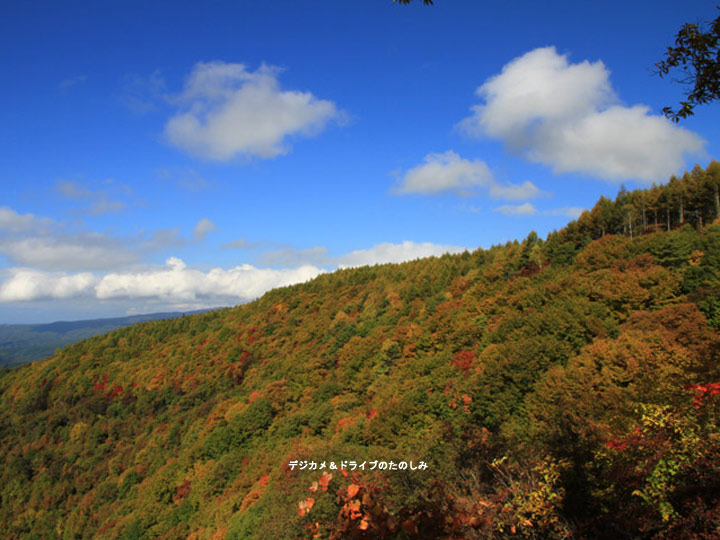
[0,310,215,367]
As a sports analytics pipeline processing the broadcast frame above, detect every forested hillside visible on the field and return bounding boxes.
[0,312,203,368]
[1,164,719,539]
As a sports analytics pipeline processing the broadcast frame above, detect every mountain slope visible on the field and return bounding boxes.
[1,166,720,539]
[0,311,212,368]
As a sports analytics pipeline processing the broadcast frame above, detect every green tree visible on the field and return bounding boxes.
[656,6,720,121]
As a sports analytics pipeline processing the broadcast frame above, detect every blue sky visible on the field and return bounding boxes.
[1,0,718,323]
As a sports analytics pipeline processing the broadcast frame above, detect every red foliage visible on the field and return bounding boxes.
[247,325,261,344]
[96,519,119,535]
[605,440,628,451]
[107,385,124,399]
[605,426,642,452]
[451,350,475,374]
[687,382,720,409]
[173,479,192,504]
[93,374,108,392]
[335,417,356,432]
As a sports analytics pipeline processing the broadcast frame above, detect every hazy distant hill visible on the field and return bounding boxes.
[0,311,214,367]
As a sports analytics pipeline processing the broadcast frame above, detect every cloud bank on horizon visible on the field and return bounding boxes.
[0,245,466,305]
[0,203,467,311]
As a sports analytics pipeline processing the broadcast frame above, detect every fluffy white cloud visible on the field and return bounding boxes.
[193,218,216,241]
[395,151,492,196]
[0,268,97,302]
[496,203,536,216]
[337,241,466,268]
[395,151,540,200]
[165,62,340,160]
[459,47,705,183]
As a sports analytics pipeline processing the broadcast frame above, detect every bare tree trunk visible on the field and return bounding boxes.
[642,205,646,232]
[666,207,670,231]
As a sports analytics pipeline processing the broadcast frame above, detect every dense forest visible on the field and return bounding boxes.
[0,162,719,539]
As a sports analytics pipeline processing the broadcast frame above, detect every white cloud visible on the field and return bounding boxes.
[337,241,466,268]
[0,259,324,304]
[194,218,216,241]
[165,62,340,160]
[395,150,540,200]
[0,268,97,302]
[395,151,493,196]
[459,46,705,183]
[496,203,536,216]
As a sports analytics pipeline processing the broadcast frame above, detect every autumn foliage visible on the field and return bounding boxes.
[1,163,720,538]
